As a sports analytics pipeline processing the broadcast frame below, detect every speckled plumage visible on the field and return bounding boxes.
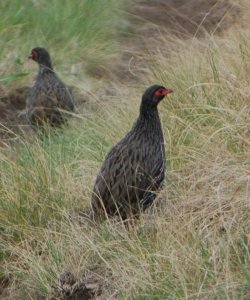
[26,47,74,126]
[92,84,173,220]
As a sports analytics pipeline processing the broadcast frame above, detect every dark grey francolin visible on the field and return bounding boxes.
[25,47,74,126]
[92,84,173,221]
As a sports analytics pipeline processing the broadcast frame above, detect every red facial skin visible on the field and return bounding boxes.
[154,88,174,97]
[28,50,38,59]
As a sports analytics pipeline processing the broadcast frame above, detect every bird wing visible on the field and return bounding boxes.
[26,73,74,111]
[26,85,55,112]
[92,141,157,217]
[53,78,75,112]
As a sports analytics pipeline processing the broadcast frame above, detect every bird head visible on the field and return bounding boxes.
[28,47,52,69]
[141,85,173,109]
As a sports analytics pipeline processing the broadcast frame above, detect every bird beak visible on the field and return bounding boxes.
[28,55,33,59]
[163,88,174,95]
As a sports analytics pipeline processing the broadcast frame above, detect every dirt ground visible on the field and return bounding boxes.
[129,0,240,36]
[0,86,28,141]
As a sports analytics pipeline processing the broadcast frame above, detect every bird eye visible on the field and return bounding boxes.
[154,89,163,96]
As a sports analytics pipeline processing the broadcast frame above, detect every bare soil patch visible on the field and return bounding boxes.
[129,0,241,37]
[0,86,28,141]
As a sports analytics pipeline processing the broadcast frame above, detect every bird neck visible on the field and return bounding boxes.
[136,105,163,134]
[139,104,159,120]
[38,62,54,75]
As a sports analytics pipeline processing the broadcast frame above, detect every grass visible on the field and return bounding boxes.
[0,0,126,87]
[0,0,250,299]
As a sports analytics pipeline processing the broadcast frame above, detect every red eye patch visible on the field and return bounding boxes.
[32,50,38,58]
[155,89,164,96]
[155,88,174,96]
[29,50,38,59]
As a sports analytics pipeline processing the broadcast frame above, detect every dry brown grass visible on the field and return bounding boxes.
[0,0,249,299]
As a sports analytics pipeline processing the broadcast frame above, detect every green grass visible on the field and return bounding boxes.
[0,0,126,85]
[0,0,250,299]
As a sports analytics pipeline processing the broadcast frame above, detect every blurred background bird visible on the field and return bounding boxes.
[25,47,75,127]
